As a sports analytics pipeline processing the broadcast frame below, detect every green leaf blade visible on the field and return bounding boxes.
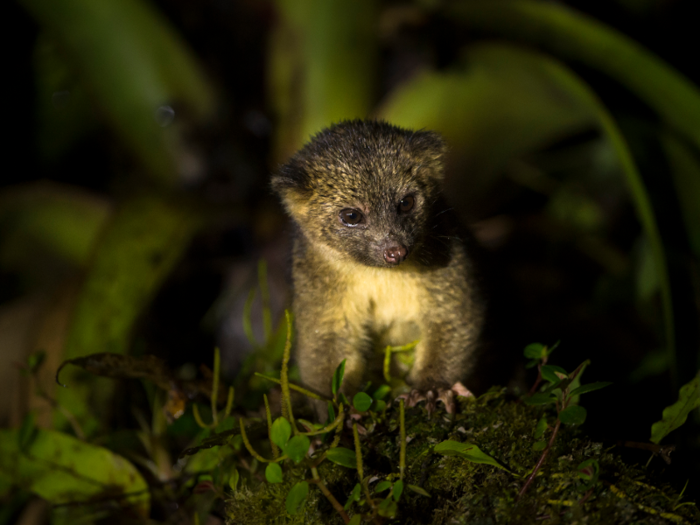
[265,463,283,484]
[650,373,700,444]
[271,417,292,450]
[284,435,310,464]
[326,447,357,469]
[285,481,309,515]
[559,405,587,425]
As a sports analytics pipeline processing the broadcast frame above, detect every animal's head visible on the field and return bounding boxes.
[272,120,447,268]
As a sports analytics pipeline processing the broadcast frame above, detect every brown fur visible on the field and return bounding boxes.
[272,120,485,410]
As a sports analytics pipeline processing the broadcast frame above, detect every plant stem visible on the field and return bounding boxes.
[311,466,350,524]
[519,419,561,499]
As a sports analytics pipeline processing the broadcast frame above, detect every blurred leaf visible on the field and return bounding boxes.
[378,44,596,198]
[448,1,700,151]
[57,195,203,431]
[650,372,700,444]
[332,359,346,398]
[326,447,356,469]
[534,416,548,439]
[353,392,373,412]
[524,393,553,406]
[532,440,546,451]
[374,480,391,493]
[283,435,310,464]
[393,479,404,501]
[559,405,587,425]
[269,0,377,159]
[661,133,700,258]
[569,382,612,398]
[523,343,546,360]
[20,0,215,184]
[434,440,512,473]
[344,483,361,510]
[540,365,567,384]
[373,384,391,400]
[285,481,309,515]
[270,417,292,450]
[0,182,110,273]
[265,463,283,484]
[0,429,149,515]
[229,467,240,491]
[407,484,430,497]
[348,515,361,525]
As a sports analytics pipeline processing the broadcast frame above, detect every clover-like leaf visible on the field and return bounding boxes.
[284,435,310,464]
[265,462,283,483]
[270,417,292,449]
[353,392,373,412]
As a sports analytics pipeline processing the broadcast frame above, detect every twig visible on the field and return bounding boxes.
[311,466,350,524]
[519,419,561,499]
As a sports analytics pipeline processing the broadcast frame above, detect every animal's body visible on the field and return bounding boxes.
[272,120,485,409]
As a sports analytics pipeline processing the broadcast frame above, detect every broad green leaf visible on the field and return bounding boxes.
[271,417,292,449]
[285,481,309,515]
[524,393,553,406]
[569,381,613,398]
[56,196,202,431]
[377,497,398,518]
[270,0,377,160]
[332,359,346,397]
[393,480,404,501]
[407,484,431,497]
[373,385,391,400]
[0,429,148,515]
[448,1,700,151]
[349,515,361,525]
[20,0,215,185]
[523,343,546,359]
[434,440,511,473]
[373,400,387,412]
[374,480,391,493]
[326,447,357,469]
[540,365,567,384]
[353,392,373,412]
[559,405,587,425]
[284,435,310,464]
[650,373,700,444]
[265,463,283,484]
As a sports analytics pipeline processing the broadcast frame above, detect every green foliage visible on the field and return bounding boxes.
[0,428,149,515]
[326,448,357,469]
[271,417,292,450]
[434,440,512,474]
[332,359,346,400]
[285,481,309,515]
[650,371,700,444]
[265,463,283,484]
[352,392,373,412]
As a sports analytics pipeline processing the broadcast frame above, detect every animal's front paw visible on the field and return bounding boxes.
[399,382,474,417]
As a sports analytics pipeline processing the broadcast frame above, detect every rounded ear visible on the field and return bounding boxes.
[409,130,447,180]
[271,162,314,220]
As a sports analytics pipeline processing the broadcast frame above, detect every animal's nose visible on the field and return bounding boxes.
[383,245,407,265]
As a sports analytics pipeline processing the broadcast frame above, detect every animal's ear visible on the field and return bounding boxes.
[271,162,313,219]
[409,130,447,180]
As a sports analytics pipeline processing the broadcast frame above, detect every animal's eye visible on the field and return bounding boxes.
[398,195,415,213]
[339,208,364,227]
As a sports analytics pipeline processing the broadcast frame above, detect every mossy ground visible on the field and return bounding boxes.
[225,389,698,524]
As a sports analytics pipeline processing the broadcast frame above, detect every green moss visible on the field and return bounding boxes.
[225,389,698,524]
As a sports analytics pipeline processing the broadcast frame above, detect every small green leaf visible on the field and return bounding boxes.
[523,343,546,359]
[344,483,362,510]
[534,416,548,439]
[271,417,292,449]
[18,413,38,453]
[284,435,310,464]
[326,447,357,468]
[265,463,283,483]
[524,393,553,405]
[332,359,346,397]
[407,484,431,497]
[353,392,373,412]
[229,467,240,491]
[547,341,560,356]
[393,480,404,501]
[285,481,309,515]
[434,440,511,472]
[377,496,398,517]
[373,384,391,400]
[374,480,391,493]
[540,365,567,384]
[651,373,700,444]
[373,400,387,412]
[569,381,613,398]
[532,440,547,451]
[349,515,361,525]
[559,405,587,425]
[327,402,336,423]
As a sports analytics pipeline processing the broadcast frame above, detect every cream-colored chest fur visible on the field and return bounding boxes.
[338,264,426,344]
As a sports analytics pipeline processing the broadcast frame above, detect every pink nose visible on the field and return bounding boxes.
[383,245,407,265]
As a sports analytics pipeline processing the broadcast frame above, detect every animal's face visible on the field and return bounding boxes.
[272,120,446,268]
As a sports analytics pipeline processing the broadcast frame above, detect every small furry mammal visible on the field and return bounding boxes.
[272,120,485,414]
